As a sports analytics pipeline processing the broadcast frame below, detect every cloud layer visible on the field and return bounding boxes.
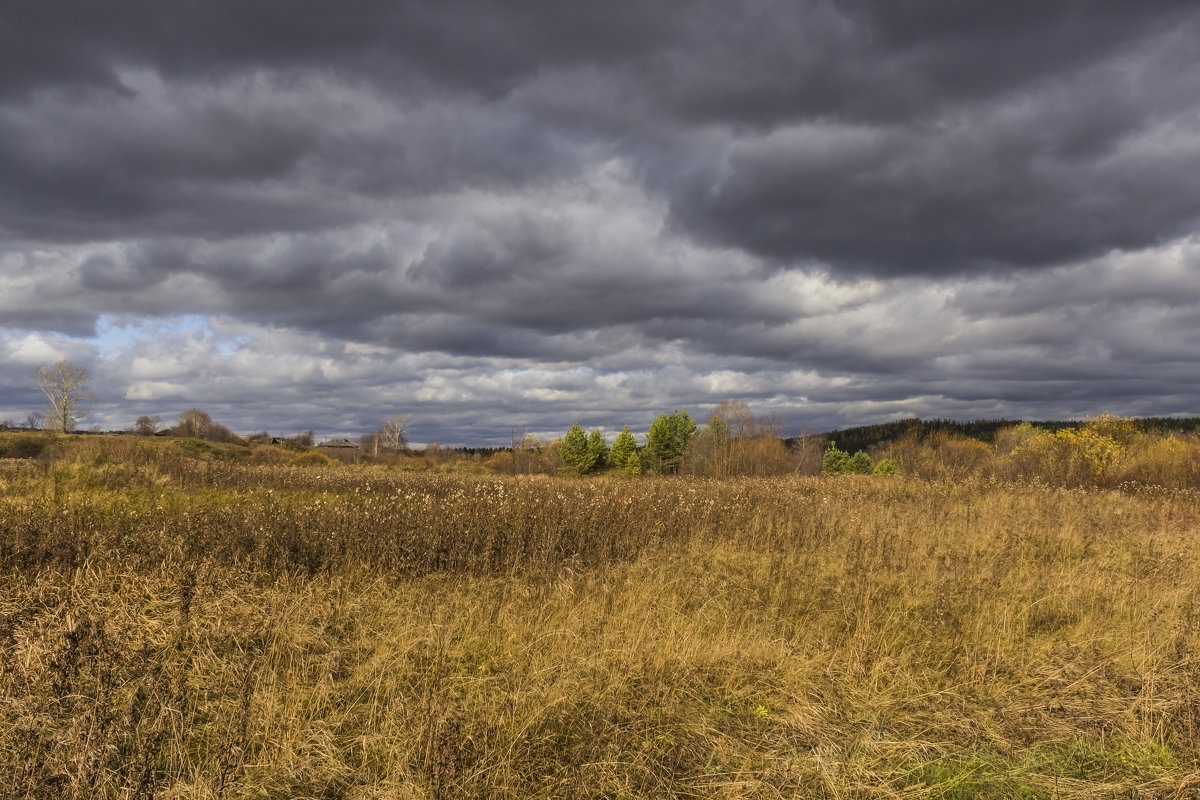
[2,2,1198,442]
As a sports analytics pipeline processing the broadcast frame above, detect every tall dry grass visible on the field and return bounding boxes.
[2,436,1200,797]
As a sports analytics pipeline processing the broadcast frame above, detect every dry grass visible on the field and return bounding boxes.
[3,437,1200,797]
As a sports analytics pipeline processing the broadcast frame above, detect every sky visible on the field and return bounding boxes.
[2,1,1199,445]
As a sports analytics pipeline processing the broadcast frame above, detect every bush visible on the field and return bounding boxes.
[885,431,993,481]
[0,432,51,459]
[848,451,873,474]
[881,415,1200,488]
[1115,435,1200,488]
[291,450,333,468]
[998,418,1128,486]
[823,444,876,475]
[821,443,852,475]
[171,408,246,445]
[872,457,902,476]
[1054,426,1121,480]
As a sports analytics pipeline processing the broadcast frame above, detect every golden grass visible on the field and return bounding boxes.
[3,439,1200,797]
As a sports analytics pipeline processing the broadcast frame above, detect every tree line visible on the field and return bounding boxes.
[20,362,1200,487]
[13,360,903,478]
[8,361,410,449]
[12,361,810,477]
[514,401,799,477]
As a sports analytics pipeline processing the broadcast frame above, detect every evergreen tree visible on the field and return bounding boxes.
[609,425,638,470]
[625,450,641,476]
[821,442,852,475]
[587,429,609,470]
[643,410,697,474]
[849,450,873,474]
[560,423,591,473]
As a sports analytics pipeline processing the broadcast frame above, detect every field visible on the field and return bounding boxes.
[3,436,1200,798]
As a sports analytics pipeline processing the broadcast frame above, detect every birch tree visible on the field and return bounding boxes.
[34,360,92,433]
[380,413,411,453]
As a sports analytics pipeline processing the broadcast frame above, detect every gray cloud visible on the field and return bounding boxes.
[1,2,1199,441]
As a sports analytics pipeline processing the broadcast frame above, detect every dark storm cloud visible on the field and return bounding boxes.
[639,1,1194,128]
[4,1,1195,272]
[0,1,680,99]
[0,72,583,244]
[664,20,1200,276]
[2,2,1199,440]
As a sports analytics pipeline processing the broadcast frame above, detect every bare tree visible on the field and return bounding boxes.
[515,432,543,474]
[790,429,827,476]
[25,411,43,431]
[170,409,243,443]
[173,408,213,438]
[34,360,92,433]
[379,413,410,453]
[134,415,161,436]
[682,401,790,477]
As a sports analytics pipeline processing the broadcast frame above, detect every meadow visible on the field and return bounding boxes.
[3,434,1200,798]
